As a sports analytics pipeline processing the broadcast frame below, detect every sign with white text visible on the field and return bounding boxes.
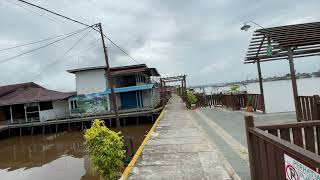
[284,154,320,180]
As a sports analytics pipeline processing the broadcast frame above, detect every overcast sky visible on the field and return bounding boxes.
[0,0,320,91]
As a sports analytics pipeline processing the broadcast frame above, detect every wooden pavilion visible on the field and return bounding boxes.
[245,22,320,121]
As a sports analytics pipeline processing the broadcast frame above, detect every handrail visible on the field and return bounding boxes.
[248,126,320,166]
[257,120,320,130]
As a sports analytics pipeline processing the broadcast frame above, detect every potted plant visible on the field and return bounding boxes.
[246,94,254,112]
[187,91,197,110]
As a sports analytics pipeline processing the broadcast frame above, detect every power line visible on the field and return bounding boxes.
[6,0,62,24]
[0,26,93,63]
[17,0,91,27]
[16,0,141,64]
[69,38,101,56]
[0,27,91,52]
[31,28,94,81]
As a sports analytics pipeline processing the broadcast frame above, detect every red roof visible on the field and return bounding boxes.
[0,82,75,106]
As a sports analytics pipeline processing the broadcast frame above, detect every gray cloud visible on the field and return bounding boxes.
[0,0,320,91]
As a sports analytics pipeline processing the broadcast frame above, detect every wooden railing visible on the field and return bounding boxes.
[196,93,265,112]
[196,94,223,108]
[245,116,320,179]
[296,95,320,121]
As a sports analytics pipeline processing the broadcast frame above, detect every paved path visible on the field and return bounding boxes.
[128,95,232,180]
[190,107,296,180]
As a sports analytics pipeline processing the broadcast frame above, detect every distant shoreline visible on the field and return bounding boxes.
[239,75,320,85]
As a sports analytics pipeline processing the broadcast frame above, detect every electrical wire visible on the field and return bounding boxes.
[16,0,141,64]
[31,28,94,81]
[0,27,92,52]
[69,38,101,56]
[0,26,93,63]
[6,0,62,24]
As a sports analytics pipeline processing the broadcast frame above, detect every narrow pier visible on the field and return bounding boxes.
[126,95,231,179]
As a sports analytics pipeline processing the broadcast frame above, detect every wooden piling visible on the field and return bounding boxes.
[136,116,139,125]
[20,128,22,136]
[42,126,45,134]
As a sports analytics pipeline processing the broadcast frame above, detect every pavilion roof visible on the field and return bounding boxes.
[245,22,320,63]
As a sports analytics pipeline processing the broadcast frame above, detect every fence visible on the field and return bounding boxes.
[245,116,320,180]
[196,94,222,107]
[296,95,320,121]
[196,93,264,112]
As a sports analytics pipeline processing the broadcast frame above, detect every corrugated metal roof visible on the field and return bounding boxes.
[67,64,160,76]
[0,82,75,106]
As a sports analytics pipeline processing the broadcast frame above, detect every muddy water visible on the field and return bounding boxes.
[0,124,152,180]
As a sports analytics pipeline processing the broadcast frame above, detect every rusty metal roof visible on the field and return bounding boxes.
[245,22,320,63]
[0,82,75,106]
[67,64,160,76]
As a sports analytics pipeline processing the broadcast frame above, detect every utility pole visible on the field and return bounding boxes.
[97,23,120,128]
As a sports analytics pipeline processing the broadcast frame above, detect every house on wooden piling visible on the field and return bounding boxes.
[67,64,161,117]
[0,82,75,125]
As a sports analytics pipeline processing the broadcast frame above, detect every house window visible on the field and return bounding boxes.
[71,100,78,109]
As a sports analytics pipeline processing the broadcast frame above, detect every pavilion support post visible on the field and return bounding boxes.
[9,105,13,124]
[288,48,300,121]
[256,60,266,114]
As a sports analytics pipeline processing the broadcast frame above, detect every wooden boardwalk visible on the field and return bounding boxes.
[126,95,231,180]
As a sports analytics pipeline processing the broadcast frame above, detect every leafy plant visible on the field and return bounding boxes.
[84,119,125,180]
[228,84,240,93]
[187,91,197,104]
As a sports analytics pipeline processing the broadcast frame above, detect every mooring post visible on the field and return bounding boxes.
[123,117,126,127]
[56,124,58,133]
[81,122,84,130]
[136,116,139,125]
[20,128,22,136]
[68,123,71,131]
[31,127,33,136]
[151,114,154,123]
[109,118,112,127]
[42,126,45,134]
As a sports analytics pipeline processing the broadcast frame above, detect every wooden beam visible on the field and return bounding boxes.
[256,60,266,114]
[288,48,300,121]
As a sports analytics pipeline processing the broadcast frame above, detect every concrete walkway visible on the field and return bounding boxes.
[128,95,232,180]
[190,107,296,179]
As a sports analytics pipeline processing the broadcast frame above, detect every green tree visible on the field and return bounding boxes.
[84,119,125,180]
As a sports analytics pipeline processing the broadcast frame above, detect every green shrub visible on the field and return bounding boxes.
[228,84,240,93]
[187,92,197,104]
[84,119,125,180]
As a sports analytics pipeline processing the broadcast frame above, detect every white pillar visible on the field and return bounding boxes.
[68,99,72,116]
[24,105,27,122]
[9,105,13,123]
[37,102,41,122]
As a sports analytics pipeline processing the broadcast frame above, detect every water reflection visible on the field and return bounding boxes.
[0,124,152,180]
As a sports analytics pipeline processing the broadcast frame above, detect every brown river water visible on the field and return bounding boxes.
[0,123,152,180]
